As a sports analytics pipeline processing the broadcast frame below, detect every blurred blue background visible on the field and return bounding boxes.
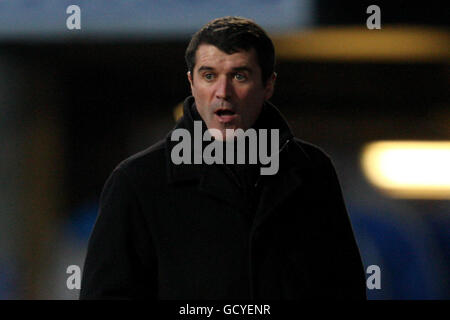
[0,0,448,299]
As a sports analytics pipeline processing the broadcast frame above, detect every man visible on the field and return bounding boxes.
[80,16,366,299]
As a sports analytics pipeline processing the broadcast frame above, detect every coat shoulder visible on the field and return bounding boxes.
[112,139,168,187]
[292,137,333,168]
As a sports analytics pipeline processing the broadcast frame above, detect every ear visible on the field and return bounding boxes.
[187,71,193,88]
[264,72,277,100]
[187,71,196,96]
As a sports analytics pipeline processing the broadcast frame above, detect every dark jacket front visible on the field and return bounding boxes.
[80,97,366,300]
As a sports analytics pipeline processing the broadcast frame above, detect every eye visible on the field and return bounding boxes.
[234,73,247,81]
[203,73,215,81]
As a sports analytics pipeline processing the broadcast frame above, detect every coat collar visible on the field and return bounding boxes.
[165,96,317,213]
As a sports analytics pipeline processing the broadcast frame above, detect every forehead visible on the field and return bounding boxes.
[194,44,259,71]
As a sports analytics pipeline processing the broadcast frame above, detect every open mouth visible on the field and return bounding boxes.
[215,108,237,123]
[215,109,236,116]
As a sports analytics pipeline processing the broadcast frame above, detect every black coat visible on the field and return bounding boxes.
[80,97,366,300]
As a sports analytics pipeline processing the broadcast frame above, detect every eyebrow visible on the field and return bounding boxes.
[197,66,253,74]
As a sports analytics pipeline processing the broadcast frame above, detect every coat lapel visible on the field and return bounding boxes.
[252,140,316,232]
[197,164,242,207]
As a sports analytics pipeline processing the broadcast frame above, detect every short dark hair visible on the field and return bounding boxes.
[185,16,275,85]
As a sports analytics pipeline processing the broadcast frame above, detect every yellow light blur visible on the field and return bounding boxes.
[361,141,450,199]
[273,26,450,62]
[173,102,184,121]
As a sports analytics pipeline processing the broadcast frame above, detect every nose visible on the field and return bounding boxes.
[215,76,232,100]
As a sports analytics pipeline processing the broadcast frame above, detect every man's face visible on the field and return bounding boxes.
[188,44,275,140]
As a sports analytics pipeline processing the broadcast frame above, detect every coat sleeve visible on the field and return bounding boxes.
[321,156,367,299]
[79,167,158,299]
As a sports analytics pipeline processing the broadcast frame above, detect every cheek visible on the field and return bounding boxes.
[191,85,198,98]
[193,86,210,103]
[193,89,212,119]
[242,87,266,108]
[235,87,255,103]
